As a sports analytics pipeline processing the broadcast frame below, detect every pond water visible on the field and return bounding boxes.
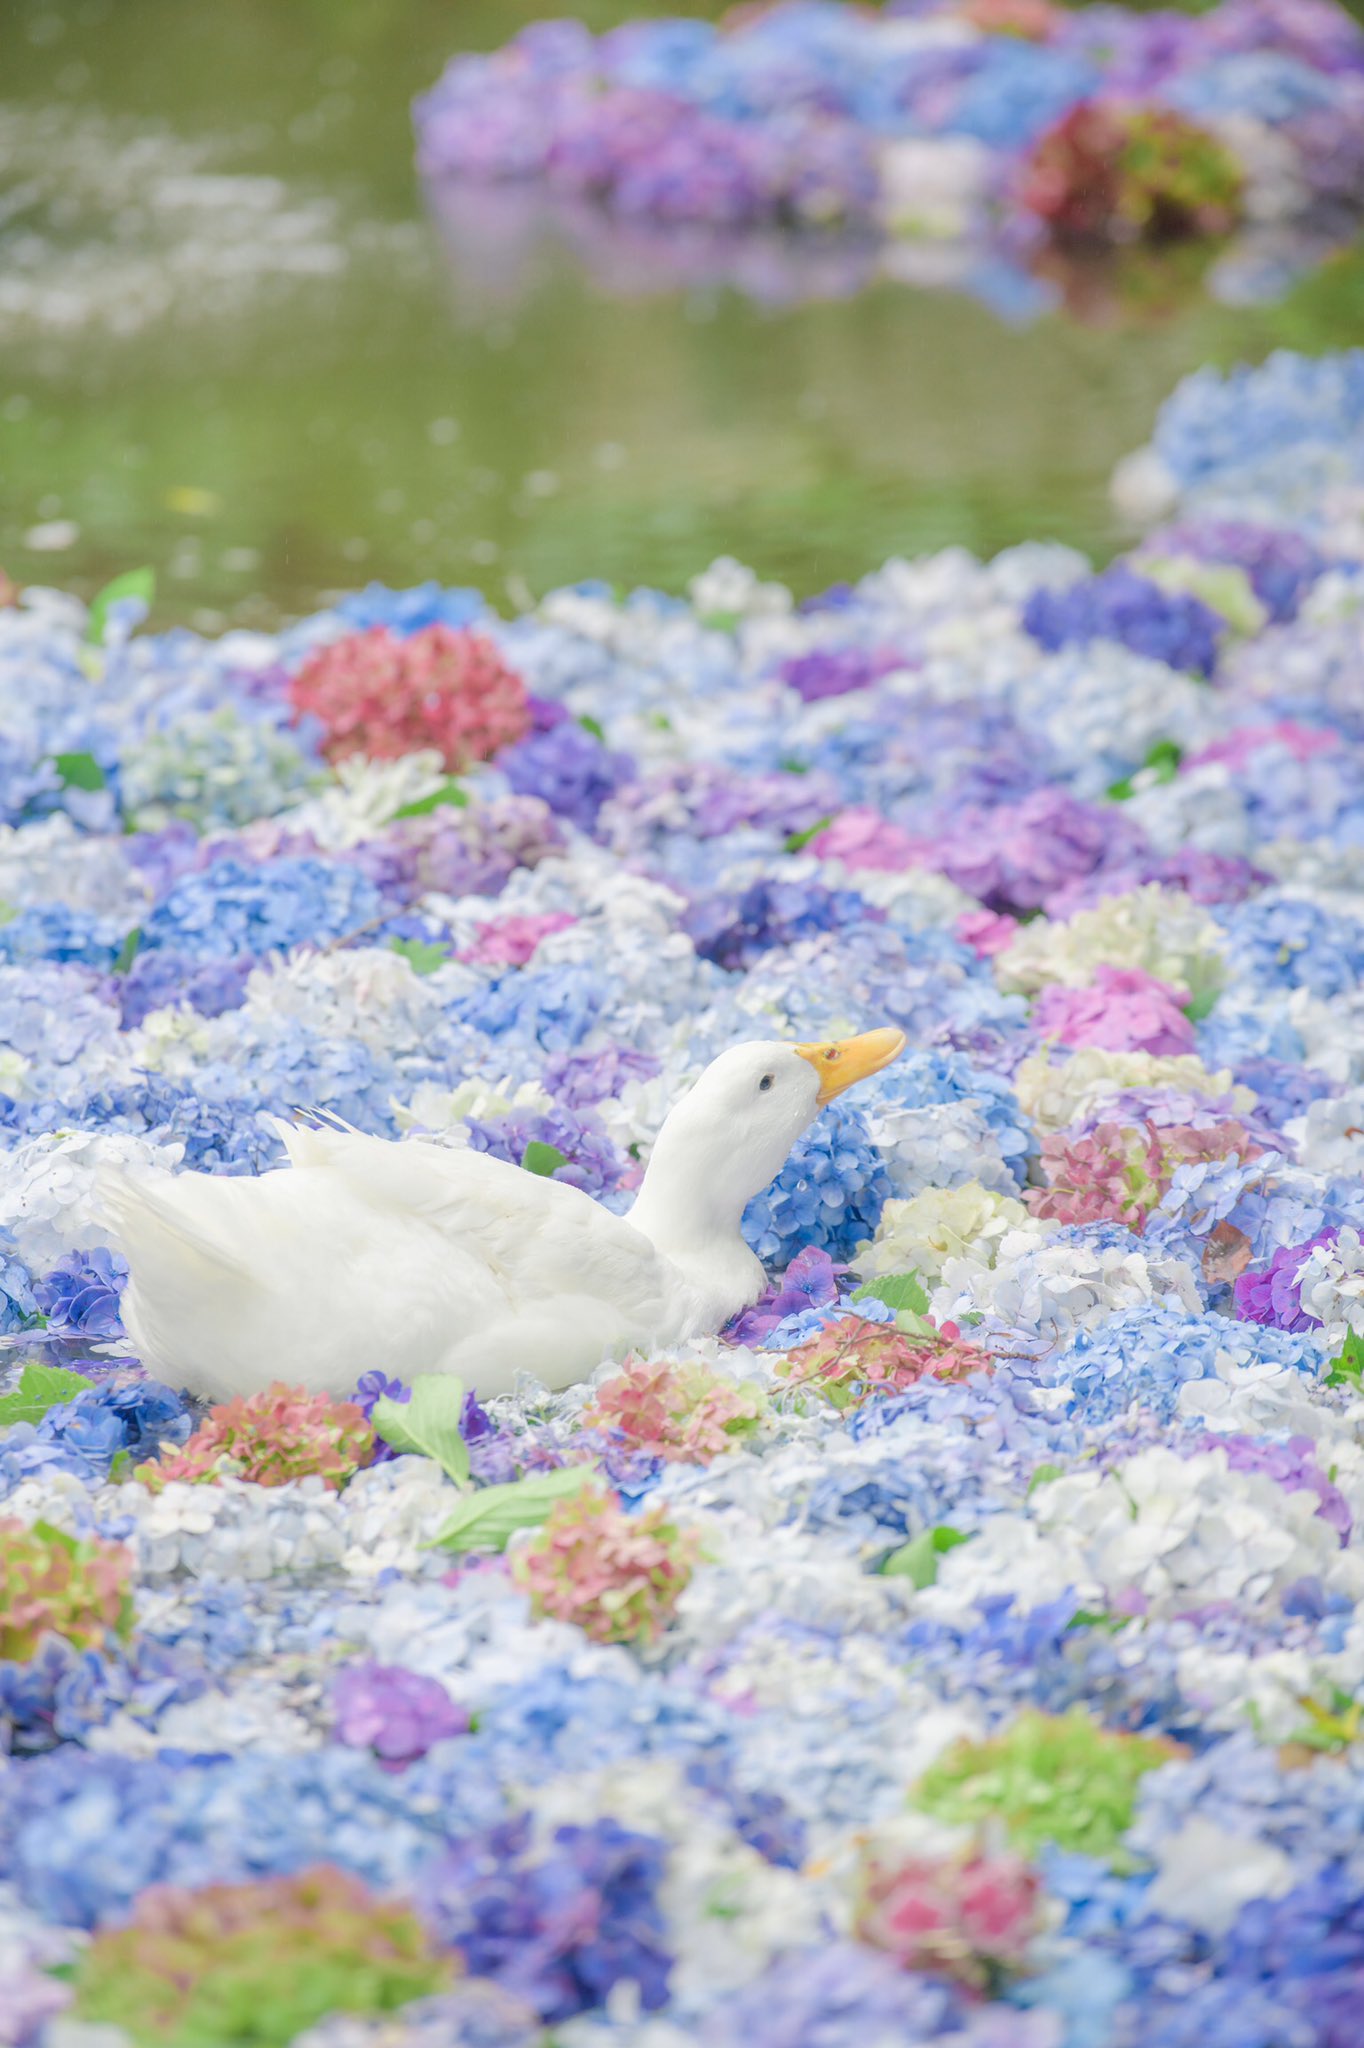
[4,0,1364,628]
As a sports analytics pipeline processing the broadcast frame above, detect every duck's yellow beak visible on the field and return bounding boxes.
[794,1027,907,1106]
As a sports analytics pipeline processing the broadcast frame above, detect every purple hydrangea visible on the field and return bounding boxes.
[726,1245,844,1345]
[683,878,878,971]
[498,720,636,834]
[330,1661,470,1770]
[418,1813,672,2022]
[1023,565,1224,678]
[115,950,253,1030]
[1143,519,1328,623]
[1234,1230,1338,1330]
[776,646,900,704]
[464,1106,627,1199]
[1186,1430,1351,1541]
[541,1043,661,1110]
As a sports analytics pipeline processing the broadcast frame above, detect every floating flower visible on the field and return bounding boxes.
[0,1519,132,1662]
[586,1358,765,1463]
[137,1384,373,1492]
[330,1661,469,1770]
[856,1833,1049,1992]
[69,1865,452,2046]
[512,1487,701,1644]
[912,1708,1180,1861]
[288,625,530,769]
[778,1313,993,1410]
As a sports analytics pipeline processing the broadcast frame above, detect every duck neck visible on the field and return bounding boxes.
[627,1125,764,1319]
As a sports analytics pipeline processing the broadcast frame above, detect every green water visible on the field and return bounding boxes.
[3,0,1363,628]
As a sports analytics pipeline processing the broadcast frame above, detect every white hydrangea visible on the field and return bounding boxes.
[1009,650,1221,798]
[0,1129,184,1268]
[1121,763,1254,859]
[688,557,792,623]
[822,861,976,930]
[1013,1046,1252,1135]
[854,1181,1031,1287]
[105,1474,348,1580]
[273,747,447,849]
[1143,1818,1296,1938]
[1285,986,1364,1088]
[1176,1346,1339,1442]
[89,1680,322,1759]
[863,1100,1021,1201]
[935,1229,1202,1351]
[996,885,1227,1004]
[339,1455,462,1577]
[927,1447,1346,1626]
[1283,1091,1364,1177]
[236,946,454,1060]
[394,1073,554,1136]
[1296,1227,1364,1350]
[0,814,149,918]
[1171,1627,1364,1747]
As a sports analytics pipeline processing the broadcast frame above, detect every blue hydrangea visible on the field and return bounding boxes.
[0,1228,39,1334]
[684,880,877,971]
[1042,1304,1325,1427]
[330,581,486,634]
[743,1093,892,1264]
[0,906,123,971]
[450,963,609,1053]
[139,855,380,963]
[1219,894,1364,999]
[33,1249,128,1340]
[465,1105,626,1199]
[498,720,636,833]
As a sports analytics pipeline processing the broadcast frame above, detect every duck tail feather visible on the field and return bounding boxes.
[95,1166,250,1281]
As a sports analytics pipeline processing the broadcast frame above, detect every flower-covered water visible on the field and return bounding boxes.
[4,346,1364,2042]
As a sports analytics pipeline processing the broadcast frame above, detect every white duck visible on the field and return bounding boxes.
[100,1028,904,1403]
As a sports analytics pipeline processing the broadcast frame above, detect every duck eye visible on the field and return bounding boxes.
[759,1074,774,1092]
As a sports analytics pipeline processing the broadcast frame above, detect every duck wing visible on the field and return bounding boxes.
[102,1132,692,1404]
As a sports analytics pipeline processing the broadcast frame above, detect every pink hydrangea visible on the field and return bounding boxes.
[856,1840,1047,1992]
[459,912,578,967]
[955,908,1021,958]
[809,807,923,872]
[1032,965,1195,1055]
[1028,1117,1264,1231]
[585,1358,764,1463]
[138,1384,374,1492]
[779,1314,993,1411]
[289,625,530,769]
[512,1488,701,1645]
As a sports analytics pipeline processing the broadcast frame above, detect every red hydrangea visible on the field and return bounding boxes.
[1019,101,1244,244]
[289,625,530,769]
[778,1314,994,1410]
[137,1383,373,1492]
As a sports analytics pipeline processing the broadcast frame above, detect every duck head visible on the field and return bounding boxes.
[628,1029,906,1300]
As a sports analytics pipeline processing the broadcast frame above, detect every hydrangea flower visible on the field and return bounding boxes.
[69,1866,451,2046]
[138,1384,373,1492]
[778,1313,993,1409]
[0,1519,132,1661]
[330,1661,469,1770]
[32,1247,127,1339]
[855,1833,1048,1992]
[912,1708,1180,1862]
[585,1358,764,1463]
[1033,965,1195,1056]
[288,625,529,769]
[417,1813,671,2022]
[512,1487,701,1644]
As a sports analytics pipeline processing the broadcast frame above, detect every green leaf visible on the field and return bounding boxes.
[112,927,143,976]
[53,751,107,793]
[1106,774,1136,802]
[1145,739,1183,781]
[0,1362,94,1430]
[86,566,155,647]
[430,1466,596,1552]
[1028,1462,1064,1496]
[391,778,469,821]
[388,936,449,976]
[880,1524,971,1588]
[372,1375,469,1486]
[108,1448,132,1483]
[1183,986,1219,1023]
[784,815,833,854]
[520,1140,568,1178]
[854,1272,930,1316]
[1326,1328,1364,1389]
[578,714,605,742]
[1066,1609,1130,1635]
[702,609,741,634]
